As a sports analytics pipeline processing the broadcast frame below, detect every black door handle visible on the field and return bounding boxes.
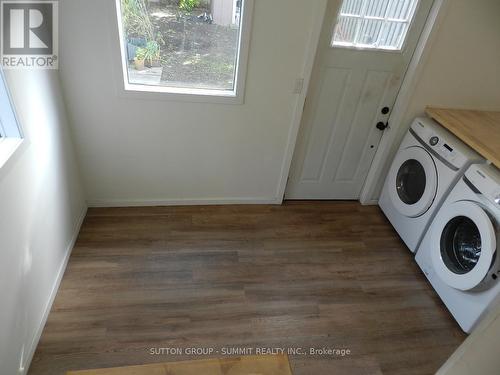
[376,121,389,131]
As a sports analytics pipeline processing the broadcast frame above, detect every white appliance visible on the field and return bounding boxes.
[379,117,483,253]
[416,164,500,333]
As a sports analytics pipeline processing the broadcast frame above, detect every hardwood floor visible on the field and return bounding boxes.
[28,202,466,375]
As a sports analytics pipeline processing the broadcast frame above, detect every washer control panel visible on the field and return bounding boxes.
[429,136,439,146]
[466,164,500,208]
[412,119,466,167]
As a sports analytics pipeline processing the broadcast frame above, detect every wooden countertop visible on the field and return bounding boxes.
[426,107,500,168]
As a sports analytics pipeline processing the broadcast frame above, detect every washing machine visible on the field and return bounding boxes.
[416,163,500,333]
[379,117,483,253]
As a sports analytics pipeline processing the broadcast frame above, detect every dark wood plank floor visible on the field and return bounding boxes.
[28,202,465,375]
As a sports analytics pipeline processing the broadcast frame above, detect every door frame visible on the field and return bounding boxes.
[277,0,450,204]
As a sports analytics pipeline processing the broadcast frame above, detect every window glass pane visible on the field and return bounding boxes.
[0,71,21,138]
[364,0,389,18]
[379,21,408,49]
[333,16,360,45]
[387,0,415,20]
[331,0,419,51]
[340,0,364,16]
[119,0,243,92]
[357,19,383,47]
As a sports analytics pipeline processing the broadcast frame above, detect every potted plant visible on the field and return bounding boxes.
[134,47,147,70]
[143,40,161,68]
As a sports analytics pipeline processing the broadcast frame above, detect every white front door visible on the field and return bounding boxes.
[286,0,434,199]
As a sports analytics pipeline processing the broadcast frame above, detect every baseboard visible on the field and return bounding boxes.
[22,204,88,375]
[360,199,379,206]
[87,197,282,208]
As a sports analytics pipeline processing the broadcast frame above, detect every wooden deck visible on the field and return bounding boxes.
[28,202,465,375]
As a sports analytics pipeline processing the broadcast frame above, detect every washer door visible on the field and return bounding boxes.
[431,201,497,291]
[388,146,438,218]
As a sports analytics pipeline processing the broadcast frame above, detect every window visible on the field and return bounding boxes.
[115,0,251,99]
[332,0,419,51]
[0,68,23,171]
[0,69,21,139]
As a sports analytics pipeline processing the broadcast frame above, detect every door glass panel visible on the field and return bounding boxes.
[440,216,482,274]
[396,159,426,205]
[332,0,419,50]
[341,0,364,15]
[387,0,416,20]
[358,19,384,47]
[365,0,390,18]
[334,16,360,45]
[379,22,408,49]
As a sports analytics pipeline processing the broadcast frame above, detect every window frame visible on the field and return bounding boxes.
[113,0,254,104]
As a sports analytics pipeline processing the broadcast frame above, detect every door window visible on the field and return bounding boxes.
[332,0,420,50]
[396,159,426,205]
[440,216,482,275]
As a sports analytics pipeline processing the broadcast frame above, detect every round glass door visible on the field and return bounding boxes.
[431,201,497,291]
[396,159,426,205]
[440,216,482,274]
[388,146,437,218]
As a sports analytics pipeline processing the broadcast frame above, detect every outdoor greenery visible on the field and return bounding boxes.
[135,47,147,61]
[121,0,165,67]
[121,0,154,40]
[178,0,201,12]
[143,40,161,65]
[121,0,238,88]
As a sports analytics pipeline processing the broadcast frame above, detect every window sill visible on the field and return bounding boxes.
[0,137,24,179]
[119,82,244,105]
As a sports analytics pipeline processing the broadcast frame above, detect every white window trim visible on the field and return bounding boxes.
[0,137,23,169]
[113,0,254,104]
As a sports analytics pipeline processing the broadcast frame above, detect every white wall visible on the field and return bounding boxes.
[0,70,86,374]
[437,304,500,375]
[402,0,500,120]
[59,0,318,206]
[371,0,500,199]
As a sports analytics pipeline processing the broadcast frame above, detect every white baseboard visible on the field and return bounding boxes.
[87,197,282,208]
[22,204,88,375]
[360,199,379,206]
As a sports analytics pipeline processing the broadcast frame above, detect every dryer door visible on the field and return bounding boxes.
[388,146,438,218]
[431,201,497,291]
